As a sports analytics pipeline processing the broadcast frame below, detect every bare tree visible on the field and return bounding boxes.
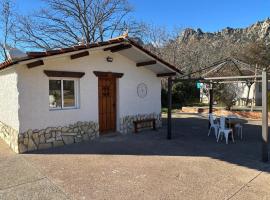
[142,25,183,66]
[15,0,144,50]
[234,42,270,70]
[0,0,15,61]
[215,83,240,110]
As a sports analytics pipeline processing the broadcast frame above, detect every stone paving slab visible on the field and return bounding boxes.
[230,171,270,200]
[0,140,45,190]
[0,140,70,200]
[0,178,69,200]
[0,156,45,190]
[23,154,268,200]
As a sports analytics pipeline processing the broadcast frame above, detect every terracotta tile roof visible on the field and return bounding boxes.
[0,59,18,70]
[0,37,181,74]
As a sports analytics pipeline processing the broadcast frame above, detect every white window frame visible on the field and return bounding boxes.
[49,77,80,110]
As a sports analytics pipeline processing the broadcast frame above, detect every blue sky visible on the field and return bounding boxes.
[15,0,270,32]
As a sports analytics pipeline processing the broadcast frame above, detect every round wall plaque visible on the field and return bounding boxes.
[137,83,148,98]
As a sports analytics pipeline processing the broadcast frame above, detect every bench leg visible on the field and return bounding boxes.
[153,120,156,131]
[134,123,138,133]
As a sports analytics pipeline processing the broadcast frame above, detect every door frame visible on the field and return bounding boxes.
[93,71,124,133]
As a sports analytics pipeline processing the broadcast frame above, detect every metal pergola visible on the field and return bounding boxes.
[166,58,269,162]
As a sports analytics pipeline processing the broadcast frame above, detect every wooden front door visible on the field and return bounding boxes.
[98,76,116,133]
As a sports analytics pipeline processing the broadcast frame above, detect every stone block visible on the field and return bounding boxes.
[77,121,83,126]
[51,131,56,138]
[23,137,29,145]
[53,140,64,148]
[18,143,27,153]
[18,134,24,143]
[27,138,37,151]
[32,132,39,139]
[45,127,52,134]
[62,132,77,136]
[27,129,33,138]
[62,135,74,145]
[82,134,89,141]
[81,125,89,132]
[38,130,45,136]
[38,143,52,150]
[75,136,82,143]
[33,137,39,145]
[46,138,55,143]
[45,133,51,139]
[61,127,69,132]
[56,136,62,141]
[39,134,45,144]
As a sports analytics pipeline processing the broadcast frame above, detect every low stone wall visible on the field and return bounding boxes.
[181,106,266,120]
[0,121,19,153]
[2,114,162,153]
[18,121,99,153]
[119,112,162,134]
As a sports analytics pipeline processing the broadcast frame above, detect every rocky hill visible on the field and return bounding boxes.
[160,18,270,73]
[180,18,270,45]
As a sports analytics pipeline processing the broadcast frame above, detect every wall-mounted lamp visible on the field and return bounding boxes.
[106,56,113,62]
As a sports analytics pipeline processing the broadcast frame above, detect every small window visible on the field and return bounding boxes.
[49,79,79,110]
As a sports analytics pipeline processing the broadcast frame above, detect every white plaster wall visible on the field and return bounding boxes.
[236,83,255,99]
[254,82,270,106]
[0,68,19,130]
[17,50,161,132]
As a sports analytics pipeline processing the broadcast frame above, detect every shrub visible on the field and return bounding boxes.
[161,80,200,108]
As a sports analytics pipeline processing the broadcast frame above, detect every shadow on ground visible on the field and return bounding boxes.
[27,115,270,173]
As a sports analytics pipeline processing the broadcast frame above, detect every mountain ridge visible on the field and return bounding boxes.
[180,18,270,44]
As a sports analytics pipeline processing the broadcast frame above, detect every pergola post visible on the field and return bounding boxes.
[261,69,269,162]
[167,77,172,140]
[208,83,214,128]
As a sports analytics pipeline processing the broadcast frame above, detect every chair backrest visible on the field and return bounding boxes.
[220,117,226,129]
[209,114,215,125]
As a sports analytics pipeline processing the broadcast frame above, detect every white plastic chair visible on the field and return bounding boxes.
[217,117,234,144]
[235,123,243,140]
[208,114,219,139]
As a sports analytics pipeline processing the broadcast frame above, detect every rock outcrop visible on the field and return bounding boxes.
[179,18,270,44]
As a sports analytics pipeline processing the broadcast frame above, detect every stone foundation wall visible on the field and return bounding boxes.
[0,121,19,153]
[1,114,162,153]
[18,121,99,153]
[119,112,162,134]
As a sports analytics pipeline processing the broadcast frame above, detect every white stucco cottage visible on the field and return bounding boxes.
[0,36,180,153]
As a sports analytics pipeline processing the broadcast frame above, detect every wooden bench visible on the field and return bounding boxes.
[133,118,156,133]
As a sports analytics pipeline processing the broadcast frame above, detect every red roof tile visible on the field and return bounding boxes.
[0,37,181,74]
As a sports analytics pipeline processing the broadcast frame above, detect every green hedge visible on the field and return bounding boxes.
[162,80,200,108]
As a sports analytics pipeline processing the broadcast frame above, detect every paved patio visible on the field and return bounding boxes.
[0,113,270,200]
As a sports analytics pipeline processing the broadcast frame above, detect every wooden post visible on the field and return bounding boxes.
[167,77,172,140]
[262,69,269,162]
[245,81,253,107]
[208,84,213,128]
[251,64,258,111]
